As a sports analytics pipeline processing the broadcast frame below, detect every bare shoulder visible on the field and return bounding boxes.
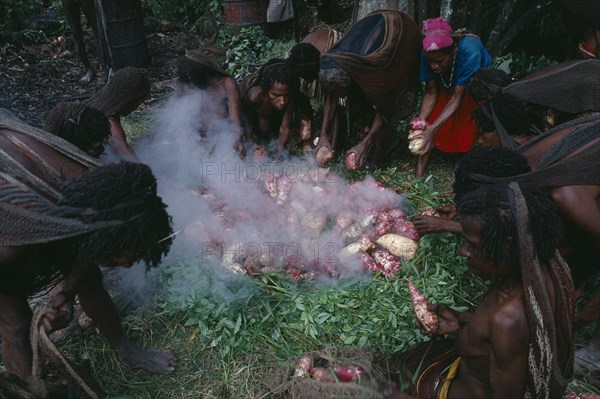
[490,296,528,341]
[245,86,263,107]
[223,77,239,93]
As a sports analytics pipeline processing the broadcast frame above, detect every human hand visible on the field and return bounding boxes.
[234,140,246,159]
[413,215,451,235]
[426,303,462,335]
[42,292,74,333]
[435,204,457,220]
[418,126,435,154]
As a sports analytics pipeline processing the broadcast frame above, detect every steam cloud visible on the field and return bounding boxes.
[111,88,409,307]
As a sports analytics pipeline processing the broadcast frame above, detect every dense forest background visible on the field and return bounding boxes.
[0,0,574,60]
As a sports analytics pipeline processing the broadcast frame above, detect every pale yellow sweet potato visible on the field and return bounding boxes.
[376,234,419,260]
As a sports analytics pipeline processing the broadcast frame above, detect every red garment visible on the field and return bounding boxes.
[427,89,479,153]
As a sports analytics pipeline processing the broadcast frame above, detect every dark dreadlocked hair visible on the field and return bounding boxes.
[57,162,172,269]
[84,67,150,117]
[257,58,299,93]
[286,42,321,81]
[457,182,560,267]
[467,68,512,103]
[44,102,109,158]
[176,56,225,89]
[471,92,534,135]
[453,146,531,201]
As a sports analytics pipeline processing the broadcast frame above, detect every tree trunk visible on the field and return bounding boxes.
[439,0,453,20]
[417,0,428,25]
[486,0,517,52]
[491,0,551,56]
[471,0,482,35]
[356,0,399,21]
[396,0,415,18]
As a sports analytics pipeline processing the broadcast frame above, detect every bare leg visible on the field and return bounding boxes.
[76,265,177,373]
[315,92,338,164]
[345,113,385,170]
[80,0,106,76]
[61,0,95,82]
[416,150,432,178]
[371,121,399,167]
[0,293,33,379]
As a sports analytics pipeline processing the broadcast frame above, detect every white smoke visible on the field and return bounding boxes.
[112,88,410,307]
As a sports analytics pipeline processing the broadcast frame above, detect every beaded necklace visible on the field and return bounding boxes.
[439,53,457,89]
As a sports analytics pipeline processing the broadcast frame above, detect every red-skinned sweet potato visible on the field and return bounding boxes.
[406,277,439,334]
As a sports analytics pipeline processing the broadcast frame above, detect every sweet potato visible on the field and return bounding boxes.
[276,177,292,205]
[357,235,377,252]
[345,152,358,170]
[392,219,420,242]
[293,355,313,378]
[387,208,406,220]
[407,129,424,141]
[265,172,278,198]
[340,236,376,258]
[242,253,261,275]
[303,213,327,237]
[334,215,354,230]
[299,119,312,141]
[375,210,394,224]
[358,250,379,272]
[310,367,335,382]
[254,146,267,163]
[408,136,426,155]
[333,364,364,382]
[373,221,393,238]
[371,248,401,276]
[342,213,376,240]
[406,277,439,334]
[376,234,419,260]
[410,118,428,130]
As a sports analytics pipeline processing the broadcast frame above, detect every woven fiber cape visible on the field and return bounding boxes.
[0,108,121,247]
[322,10,421,122]
[504,60,600,114]
[472,113,600,189]
[509,183,574,399]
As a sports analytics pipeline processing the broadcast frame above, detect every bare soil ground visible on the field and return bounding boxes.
[0,23,206,128]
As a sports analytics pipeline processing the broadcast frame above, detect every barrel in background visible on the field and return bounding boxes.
[95,0,150,70]
[223,0,268,26]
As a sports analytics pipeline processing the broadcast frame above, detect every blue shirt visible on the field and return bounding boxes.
[419,36,492,88]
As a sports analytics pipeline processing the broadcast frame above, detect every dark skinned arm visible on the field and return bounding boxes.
[413,216,462,235]
[278,97,295,149]
[416,79,439,123]
[224,77,246,158]
[416,84,467,177]
[107,115,140,163]
[419,85,467,153]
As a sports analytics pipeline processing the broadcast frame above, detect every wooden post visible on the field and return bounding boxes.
[356,0,399,21]
[439,0,453,20]
[486,0,517,53]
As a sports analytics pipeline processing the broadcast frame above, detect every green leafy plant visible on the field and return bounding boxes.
[224,26,274,80]
[144,0,221,27]
[493,52,557,80]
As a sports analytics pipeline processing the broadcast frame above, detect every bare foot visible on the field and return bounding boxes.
[80,68,96,83]
[118,342,177,374]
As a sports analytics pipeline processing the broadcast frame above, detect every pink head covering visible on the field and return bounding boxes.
[422,17,454,52]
